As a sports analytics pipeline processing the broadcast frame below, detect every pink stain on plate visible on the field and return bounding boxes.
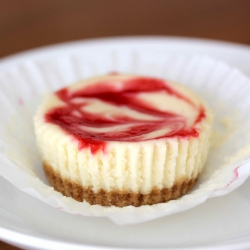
[214,166,240,192]
[225,167,239,188]
[18,97,24,106]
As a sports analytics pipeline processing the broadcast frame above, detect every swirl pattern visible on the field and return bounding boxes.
[45,76,205,153]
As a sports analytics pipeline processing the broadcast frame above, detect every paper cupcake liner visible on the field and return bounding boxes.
[0,49,250,225]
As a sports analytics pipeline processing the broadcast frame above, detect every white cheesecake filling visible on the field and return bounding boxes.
[34,75,213,194]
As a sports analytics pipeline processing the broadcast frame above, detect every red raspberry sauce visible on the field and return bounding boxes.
[45,77,205,154]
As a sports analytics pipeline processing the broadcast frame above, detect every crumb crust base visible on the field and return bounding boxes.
[44,162,197,207]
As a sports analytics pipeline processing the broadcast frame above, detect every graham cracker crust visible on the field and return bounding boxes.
[43,162,197,207]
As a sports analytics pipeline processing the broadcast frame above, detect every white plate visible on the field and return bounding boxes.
[0,37,250,250]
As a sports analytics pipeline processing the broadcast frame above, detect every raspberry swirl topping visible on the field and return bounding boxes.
[45,76,205,153]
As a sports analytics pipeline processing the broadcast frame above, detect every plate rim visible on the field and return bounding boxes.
[1,35,250,64]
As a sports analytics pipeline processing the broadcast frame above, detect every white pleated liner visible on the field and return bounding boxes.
[0,50,250,225]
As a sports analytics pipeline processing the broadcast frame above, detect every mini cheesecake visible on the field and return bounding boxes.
[34,74,213,207]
